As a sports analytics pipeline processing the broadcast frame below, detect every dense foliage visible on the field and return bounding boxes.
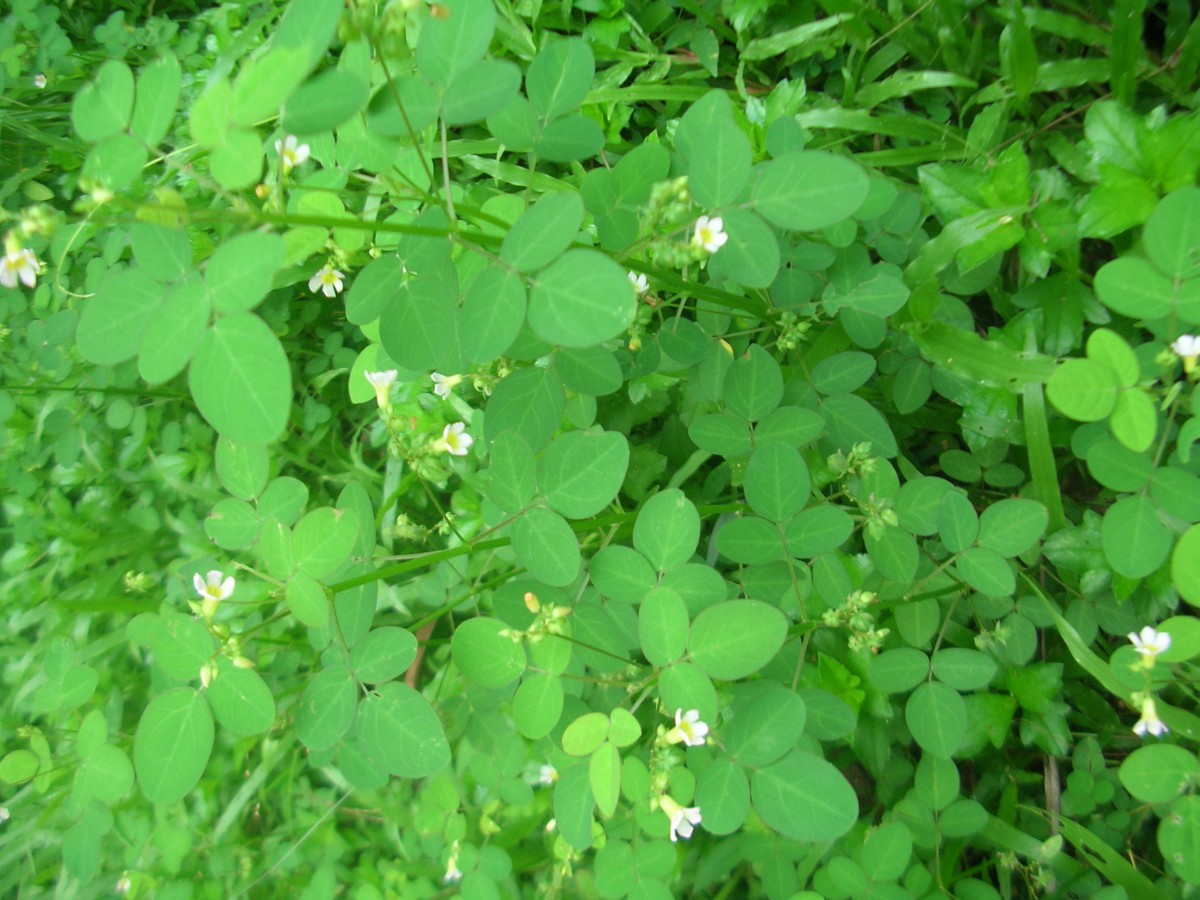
[4,0,1200,896]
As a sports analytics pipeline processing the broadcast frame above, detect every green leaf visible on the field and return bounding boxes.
[633,489,701,571]
[913,322,1057,391]
[956,546,1016,596]
[660,663,718,725]
[511,507,581,587]
[683,106,753,208]
[206,660,276,736]
[639,588,689,667]
[539,430,630,519]
[210,128,264,190]
[72,60,134,142]
[1145,187,1200,279]
[688,600,787,681]
[230,46,310,127]
[283,69,370,133]
[937,490,979,553]
[501,192,584,272]
[931,648,997,691]
[138,275,209,384]
[151,611,216,682]
[562,712,610,757]
[131,54,182,146]
[1093,257,1172,320]
[977,499,1049,557]
[513,674,564,739]
[708,209,780,290]
[724,681,806,767]
[689,413,752,458]
[293,507,358,580]
[609,708,642,747]
[590,742,621,818]
[443,60,521,127]
[1110,389,1158,453]
[0,750,40,785]
[1102,495,1172,579]
[863,822,913,882]
[296,666,357,751]
[716,515,783,565]
[416,0,496,85]
[555,346,623,396]
[345,256,404,325]
[487,431,537,514]
[207,232,285,314]
[590,546,656,603]
[1086,328,1140,388]
[553,763,595,851]
[810,352,876,395]
[1047,358,1120,422]
[527,39,594,118]
[785,505,853,558]
[751,752,858,841]
[77,269,164,366]
[528,249,637,348]
[350,627,418,685]
[132,222,191,282]
[451,617,526,688]
[356,683,450,777]
[752,151,868,231]
[744,442,809,522]
[216,437,270,501]
[1119,744,1199,803]
[286,572,329,629]
[869,648,929,694]
[134,688,214,805]
[205,498,260,550]
[1175,524,1200,607]
[484,367,564,451]
[189,314,292,444]
[462,266,527,363]
[190,78,232,149]
[695,757,750,835]
[534,114,605,162]
[905,682,966,758]
[82,133,148,192]
[723,344,783,421]
[819,393,899,457]
[74,744,134,806]
[275,0,343,69]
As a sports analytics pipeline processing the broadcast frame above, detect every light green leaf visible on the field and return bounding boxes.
[511,507,581,587]
[1175,524,1200,607]
[752,151,868,231]
[137,275,209,384]
[977,499,1048,557]
[134,688,214,805]
[590,742,621,818]
[1145,187,1200,279]
[72,60,134,142]
[189,314,292,444]
[528,249,637,348]
[230,46,311,127]
[744,441,809,522]
[513,674,564,739]
[210,128,264,191]
[633,489,701,572]
[350,627,418,684]
[451,617,526,688]
[131,53,182,146]
[206,659,276,736]
[1047,358,1119,422]
[695,757,750,835]
[293,507,358,580]
[206,232,285,314]
[356,683,450,777]
[1102,495,1172,579]
[723,344,783,421]
[527,39,594,118]
[1119,744,1199,803]
[688,600,787,681]
[443,60,521,127]
[539,430,630,519]
[283,69,370,133]
[501,192,584,272]
[286,572,329,629]
[1093,257,1172,320]
[296,666,357,751]
[77,269,164,366]
[751,753,858,841]
[562,712,610,757]
[345,256,404,325]
[534,114,605,162]
[416,0,496,85]
[905,682,966,758]
[707,209,780,289]
[638,588,689,667]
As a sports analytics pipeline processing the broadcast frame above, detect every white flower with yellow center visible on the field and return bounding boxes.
[658,794,702,842]
[275,135,310,174]
[309,265,344,298]
[193,570,235,621]
[364,369,398,409]
[692,215,728,254]
[436,422,473,457]
[628,271,650,294]
[665,708,709,747]
[1172,335,1200,373]
[1133,696,1168,738]
[1128,626,1171,662]
[431,372,464,398]
[0,247,41,289]
[33,74,47,89]
[443,841,463,884]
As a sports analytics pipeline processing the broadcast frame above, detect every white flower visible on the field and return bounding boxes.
[536,764,557,786]
[0,807,9,823]
[194,570,235,602]
[193,570,234,621]
[275,135,310,174]
[1172,335,1200,372]
[431,372,463,398]
[436,422,473,457]
[309,265,344,298]
[665,708,709,747]
[628,271,649,295]
[364,369,398,409]
[1133,696,1168,738]
[659,794,702,842]
[692,215,728,254]
[33,74,46,89]
[443,842,463,884]
[0,247,41,289]
[1128,626,1171,660]
[115,874,132,895]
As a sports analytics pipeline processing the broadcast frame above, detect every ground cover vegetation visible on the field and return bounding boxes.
[3,0,1200,896]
